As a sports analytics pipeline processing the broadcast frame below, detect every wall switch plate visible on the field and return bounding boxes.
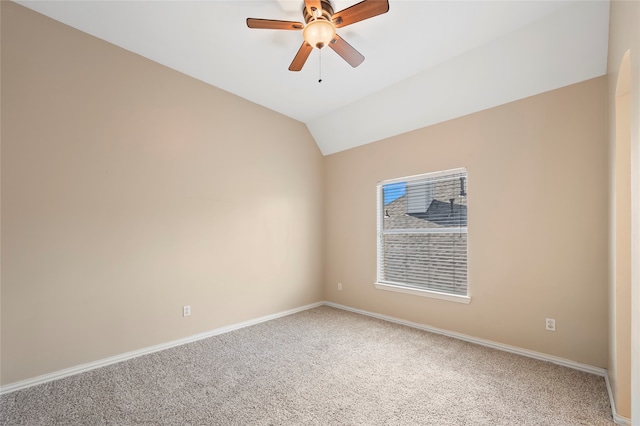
[338,282,342,291]
[183,305,191,317]
[545,318,555,331]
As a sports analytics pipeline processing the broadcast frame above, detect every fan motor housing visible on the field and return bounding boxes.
[303,0,335,23]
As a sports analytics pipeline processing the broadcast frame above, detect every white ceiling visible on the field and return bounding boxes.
[16,0,610,155]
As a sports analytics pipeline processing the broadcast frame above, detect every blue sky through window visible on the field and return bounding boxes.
[383,182,406,205]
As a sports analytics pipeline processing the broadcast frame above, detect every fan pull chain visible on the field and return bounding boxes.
[318,49,322,83]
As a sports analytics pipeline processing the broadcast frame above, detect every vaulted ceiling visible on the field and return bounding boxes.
[16,1,610,155]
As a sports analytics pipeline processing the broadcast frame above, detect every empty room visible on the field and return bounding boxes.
[1,0,638,424]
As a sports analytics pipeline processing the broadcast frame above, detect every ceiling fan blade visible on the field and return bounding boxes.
[332,0,389,28]
[246,18,304,30]
[289,42,313,71]
[304,0,323,17]
[329,34,364,68]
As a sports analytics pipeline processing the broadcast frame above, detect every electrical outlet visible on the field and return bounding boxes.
[183,305,191,317]
[338,282,342,291]
[545,318,555,331]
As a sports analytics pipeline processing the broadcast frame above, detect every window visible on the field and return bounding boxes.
[376,168,469,303]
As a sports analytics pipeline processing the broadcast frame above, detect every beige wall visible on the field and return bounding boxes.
[607,0,640,421]
[1,2,324,385]
[325,77,609,368]
[1,0,634,406]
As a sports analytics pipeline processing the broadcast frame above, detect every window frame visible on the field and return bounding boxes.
[375,168,471,304]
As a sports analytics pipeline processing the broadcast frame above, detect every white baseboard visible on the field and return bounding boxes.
[324,302,631,425]
[324,302,606,375]
[604,374,632,425]
[2,299,631,426]
[0,301,324,395]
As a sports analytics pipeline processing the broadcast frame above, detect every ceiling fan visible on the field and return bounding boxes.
[247,0,389,71]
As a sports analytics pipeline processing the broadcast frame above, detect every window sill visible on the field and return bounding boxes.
[374,282,471,304]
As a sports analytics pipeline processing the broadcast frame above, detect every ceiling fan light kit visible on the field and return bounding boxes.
[247,0,389,72]
[303,19,336,49]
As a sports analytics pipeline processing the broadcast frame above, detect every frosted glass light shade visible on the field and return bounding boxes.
[303,19,336,49]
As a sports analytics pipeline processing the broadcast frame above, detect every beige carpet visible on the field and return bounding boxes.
[0,306,614,425]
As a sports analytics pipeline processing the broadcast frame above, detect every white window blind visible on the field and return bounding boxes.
[377,168,468,297]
